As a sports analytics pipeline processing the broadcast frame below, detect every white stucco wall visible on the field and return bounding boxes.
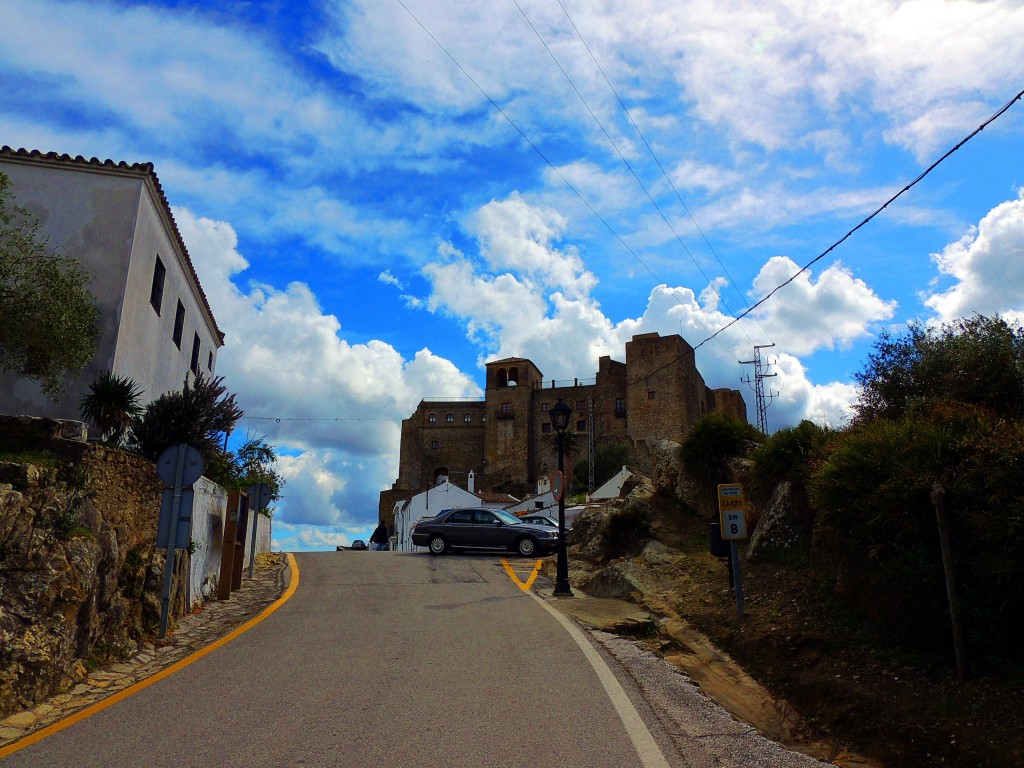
[393,481,480,551]
[187,476,228,609]
[0,154,221,425]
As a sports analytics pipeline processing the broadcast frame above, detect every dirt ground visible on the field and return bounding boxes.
[572,501,1024,768]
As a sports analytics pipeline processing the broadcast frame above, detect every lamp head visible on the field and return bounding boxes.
[549,397,572,432]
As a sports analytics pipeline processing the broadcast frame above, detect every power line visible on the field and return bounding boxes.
[693,86,1024,351]
[510,0,760,352]
[393,0,727,350]
[552,0,775,347]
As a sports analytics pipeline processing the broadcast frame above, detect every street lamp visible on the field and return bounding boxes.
[549,397,574,597]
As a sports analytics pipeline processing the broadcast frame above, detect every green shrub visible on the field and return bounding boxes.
[750,420,830,504]
[601,503,653,559]
[679,412,762,498]
[810,403,1024,658]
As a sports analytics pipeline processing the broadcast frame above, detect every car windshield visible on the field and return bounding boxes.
[492,509,524,525]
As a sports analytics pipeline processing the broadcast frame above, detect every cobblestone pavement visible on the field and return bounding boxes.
[0,552,290,751]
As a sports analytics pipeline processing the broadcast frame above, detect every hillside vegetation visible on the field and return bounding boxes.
[666,313,1024,766]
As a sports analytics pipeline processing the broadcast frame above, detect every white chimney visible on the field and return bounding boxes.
[468,470,475,494]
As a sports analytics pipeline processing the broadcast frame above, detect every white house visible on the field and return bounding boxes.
[0,147,224,426]
[392,480,519,552]
[589,465,639,500]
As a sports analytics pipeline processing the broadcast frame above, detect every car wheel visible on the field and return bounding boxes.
[517,536,538,557]
[428,535,449,555]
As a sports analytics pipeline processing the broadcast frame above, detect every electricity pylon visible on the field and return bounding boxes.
[739,344,779,435]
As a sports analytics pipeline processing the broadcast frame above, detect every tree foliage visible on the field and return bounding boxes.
[854,314,1024,422]
[750,420,831,504]
[0,171,100,397]
[130,373,243,461]
[78,370,144,445]
[203,433,285,508]
[809,404,1024,655]
[679,411,761,498]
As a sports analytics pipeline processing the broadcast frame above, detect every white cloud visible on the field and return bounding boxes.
[924,191,1024,325]
[750,256,897,355]
[175,209,480,531]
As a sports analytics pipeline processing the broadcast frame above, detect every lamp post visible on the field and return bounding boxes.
[549,397,574,597]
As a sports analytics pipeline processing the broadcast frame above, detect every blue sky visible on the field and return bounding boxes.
[3,0,1023,551]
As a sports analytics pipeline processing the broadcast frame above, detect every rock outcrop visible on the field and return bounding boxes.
[0,416,188,719]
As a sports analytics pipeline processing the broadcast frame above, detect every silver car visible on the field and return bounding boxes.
[411,507,560,557]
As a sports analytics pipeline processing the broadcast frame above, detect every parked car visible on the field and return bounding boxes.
[350,539,368,551]
[518,514,569,531]
[411,507,560,556]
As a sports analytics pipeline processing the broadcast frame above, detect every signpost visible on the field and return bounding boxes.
[246,482,272,578]
[717,483,748,619]
[155,444,204,638]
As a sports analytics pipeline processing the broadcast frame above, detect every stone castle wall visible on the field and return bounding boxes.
[381,334,748,513]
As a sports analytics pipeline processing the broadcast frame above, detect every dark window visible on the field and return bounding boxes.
[542,423,551,434]
[541,402,550,412]
[464,413,472,423]
[474,510,497,524]
[430,440,439,449]
[614,398,626,416]
[172,301,185,348]
[150,256,166,314]
[428,413,437,423]
[208,351,214,370]
[449,510,473,524]
[446,412,454,423]
[576,420,586,432]
[648,390,656,400]
[576,400,585,411]
[481,414,487,422]
[500,402,512,416]
[497,368,508,387]
[190,333,201,375]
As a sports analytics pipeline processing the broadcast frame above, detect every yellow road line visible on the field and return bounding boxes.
[500,558,543,590]
[0,552,300,759]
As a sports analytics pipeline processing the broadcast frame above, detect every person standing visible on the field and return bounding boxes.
[369,520,390,551]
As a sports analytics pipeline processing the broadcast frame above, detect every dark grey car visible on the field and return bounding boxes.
[410,507,560,557]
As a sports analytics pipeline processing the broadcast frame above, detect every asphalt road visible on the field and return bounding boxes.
[1,552,675,768]
[3,552,834,768]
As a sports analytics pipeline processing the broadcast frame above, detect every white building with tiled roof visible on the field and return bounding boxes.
[0,147,224,428]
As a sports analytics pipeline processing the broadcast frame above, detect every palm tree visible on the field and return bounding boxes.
[79,370,143,444]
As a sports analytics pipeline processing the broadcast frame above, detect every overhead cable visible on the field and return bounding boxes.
[693,86,1024,350]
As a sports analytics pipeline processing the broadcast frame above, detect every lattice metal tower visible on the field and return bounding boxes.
[740,344,779,434]
[587,395,595,492]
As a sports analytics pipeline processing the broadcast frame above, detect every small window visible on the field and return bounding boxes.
[430,440,439,450]
[648,390,656,400]
[172,300,185,348]
[428,413,437,423]
[614,397,625,416]
[150,256,166,314]
[446,412,454,423]
[542,423,551,434]
[190,333,201,375]
[464,413,472,423]
[576,420,586,432]
[208,351,214,370]
[576,400,585,411]
[541,403,550,412]
[481,414,487,422]
[500,402,512,415]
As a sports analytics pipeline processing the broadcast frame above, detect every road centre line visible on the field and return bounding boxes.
[528,591,672,768]
[500,558,543,590]
[0,553,301,760]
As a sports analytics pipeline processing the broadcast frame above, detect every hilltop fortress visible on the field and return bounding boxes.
[379,332,747,518]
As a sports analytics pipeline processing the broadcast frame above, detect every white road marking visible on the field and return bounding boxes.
[529,592,672,768]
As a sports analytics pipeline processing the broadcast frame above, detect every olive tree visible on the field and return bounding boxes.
[0,171,99,397]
